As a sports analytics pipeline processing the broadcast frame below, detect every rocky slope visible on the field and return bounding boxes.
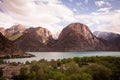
[0,24,26,41]
[5,24,26,40]
[0,32,23,56]
[0,27,5,35]
[93,31,120,51]
[15,27,54,51]
[51,23,106,51]
[1,23,119,52]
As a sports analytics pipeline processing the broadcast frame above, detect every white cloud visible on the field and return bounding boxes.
[0,0,75,33]
[0,0,119,34]
[95,1,105,7]
[95,1,111,7]
[0,12,15,28]
[97,7,112,13]
[85,0,89,4]
[76,9,120,33]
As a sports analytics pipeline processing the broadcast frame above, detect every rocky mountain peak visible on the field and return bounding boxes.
[15,27,53,51]
[93,31,120,51]
[59,23,93,41]
[93,31,120,41]
[52,22,105,51]
[6,24,26,33]
[36,27,52,37]
[24,27,52,43]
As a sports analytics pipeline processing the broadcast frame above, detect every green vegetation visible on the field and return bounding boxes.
[0,69,3,77]
[0,60,4,64]
[7,33,23,41]
[10,56,120,80]
[0,56,120,80]
[0,53,35,59]
[0,69,5,80]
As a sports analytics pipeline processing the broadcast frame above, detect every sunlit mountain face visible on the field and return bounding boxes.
[0,0,120,34]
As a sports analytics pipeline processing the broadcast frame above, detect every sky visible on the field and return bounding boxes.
[0,0,120,34]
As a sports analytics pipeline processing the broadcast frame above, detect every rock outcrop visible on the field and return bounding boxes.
[0,32,23,55]
[5,24,26,40]
[93,31,120,51]
[3,23,119,52]
[0,27,5,35]
[15,27,54,51]
[5,24,26,35]
[51,23,106,51]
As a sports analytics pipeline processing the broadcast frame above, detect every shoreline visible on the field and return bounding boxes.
[0,53,35,59]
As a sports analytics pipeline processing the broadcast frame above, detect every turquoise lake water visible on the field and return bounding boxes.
[4,52,120,63]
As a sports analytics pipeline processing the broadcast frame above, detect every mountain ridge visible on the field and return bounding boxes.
[93,31,120,51]
[0,32,24,57]
[14,27,54,51]
[0,23,120,52]
[50,23,106,51]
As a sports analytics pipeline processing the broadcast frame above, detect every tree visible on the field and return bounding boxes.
[81,63,112,80]
[37,68,46,80]
[19,66,29,80]
[65,61,80,75]
[0,69,3,77]
[49,71,67,80]
[29,71,37,80]
[68,73,92,80]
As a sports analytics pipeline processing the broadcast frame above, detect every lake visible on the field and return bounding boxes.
[4,52,120,63]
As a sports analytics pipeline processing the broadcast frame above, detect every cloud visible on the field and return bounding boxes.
[0,0,119,34]
[76,9,120,33]
[76,2,81,6]
[95,0,111,7]
[0,12,15,28]
[85,0,89,4]
[0,0,75,33]
[97,7,112,13]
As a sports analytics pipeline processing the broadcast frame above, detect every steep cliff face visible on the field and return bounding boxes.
[93,31,120,51]
[6,23,119,52]
[0,27,5,35]
[5,24,26,40]
[15,27,54,51]
[5,24,26,35]
[52,23,106,51]
[0,33,23,55]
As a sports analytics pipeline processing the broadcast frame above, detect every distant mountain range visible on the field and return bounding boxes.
[0,22,120,53]
[93,31,120,51]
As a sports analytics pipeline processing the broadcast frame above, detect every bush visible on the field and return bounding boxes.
[81,63,112,80]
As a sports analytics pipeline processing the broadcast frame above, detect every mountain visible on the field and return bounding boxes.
[0,27,5,35]
[52,32,60,40]
[51,23,106,51]
[15,27,54,51]
[93,31,120,41]
[0,32,23,57]
[5,24,26,40]
[5,24,26,35]
[9,23,119,52]
[93,31,120,51]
